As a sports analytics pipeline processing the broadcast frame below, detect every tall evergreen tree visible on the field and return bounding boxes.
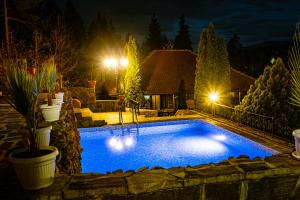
[227,34,243,70]
[63,0,86,48]
[194,23,231,109]
[125,36,144,104]
[145,13,163,54]
[178,80,187,109]
[174,14,192,50]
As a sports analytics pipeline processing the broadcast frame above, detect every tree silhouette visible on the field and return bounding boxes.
[63,0,86,48]
[144,13,163,55]
[174,14,192,50]
[178,80,187,109]
[227,34,242,66]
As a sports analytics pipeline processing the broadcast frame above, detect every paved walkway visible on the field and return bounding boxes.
[0,105,24,169]
[80,108,200,125]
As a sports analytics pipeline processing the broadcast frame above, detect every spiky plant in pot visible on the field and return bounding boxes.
[43,58,57,106]
[6,60,45,155]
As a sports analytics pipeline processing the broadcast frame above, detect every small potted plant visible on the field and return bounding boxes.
[289,23,300,159]
[39,59,61,122]
[5,61,58,190]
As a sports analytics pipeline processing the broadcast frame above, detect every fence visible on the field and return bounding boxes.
[213,103,293,141]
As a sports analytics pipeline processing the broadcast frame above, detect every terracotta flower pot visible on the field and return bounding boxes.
[28,67,37,76]
[88,80,96,88]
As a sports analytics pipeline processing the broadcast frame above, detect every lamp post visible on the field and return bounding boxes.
[103,57,128,96]
[209,92,219,116]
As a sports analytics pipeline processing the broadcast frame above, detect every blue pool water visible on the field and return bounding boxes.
[79,119,278,173]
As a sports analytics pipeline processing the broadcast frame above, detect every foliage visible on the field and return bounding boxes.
[235,58,299,138]
[43,58,57,105]
[124,36,144,105]
[63,0,86,48]
[49,17,79,76]
[43,58,57,92]
[87,13,121,54]
[194,23,231,109]
[144,13,163,55]
[5,60,45,154]
[289,23,300,108]
[227,34,243,70]
[236,58,290,115]
[178,80,187,109]
[174,15,193,51]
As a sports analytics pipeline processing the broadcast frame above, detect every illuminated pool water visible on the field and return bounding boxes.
[79,119,278,173]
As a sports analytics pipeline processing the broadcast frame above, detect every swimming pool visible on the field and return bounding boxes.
[79,119,278,173]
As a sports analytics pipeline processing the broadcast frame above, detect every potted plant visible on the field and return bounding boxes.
[289,23,300,160]
[5,61,58,190]
[39,59,61,122]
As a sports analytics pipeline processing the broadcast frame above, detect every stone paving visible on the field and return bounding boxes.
[0,105,24,169]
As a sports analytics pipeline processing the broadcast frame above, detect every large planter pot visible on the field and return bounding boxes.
[88,80,96,88]
[40,104,60,122]
[292,129,300,159]
[36,126,52,148]
[9,146,59,190]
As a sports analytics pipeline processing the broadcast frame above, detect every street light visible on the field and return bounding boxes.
[209,92,219,116]
[103,57,128,95]
[209,92,219,103]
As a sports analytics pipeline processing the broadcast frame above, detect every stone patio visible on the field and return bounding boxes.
[0,103,299,199]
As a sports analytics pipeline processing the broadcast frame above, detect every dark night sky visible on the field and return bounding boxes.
[57,0,300,48]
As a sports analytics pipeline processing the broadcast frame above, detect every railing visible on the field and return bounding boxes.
[128,98,139,124]
[212,103,293,141]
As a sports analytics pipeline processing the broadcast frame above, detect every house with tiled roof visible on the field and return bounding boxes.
[141,50,255,110]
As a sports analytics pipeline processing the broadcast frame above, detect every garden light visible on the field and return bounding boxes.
[209,92,219,103]
[104,58,118,68]
[120,58,128,68]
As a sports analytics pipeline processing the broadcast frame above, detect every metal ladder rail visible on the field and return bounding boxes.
[118,104,124,126]
[128,98,139,124]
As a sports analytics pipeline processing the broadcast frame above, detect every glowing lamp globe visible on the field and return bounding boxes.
[209,92,219,103]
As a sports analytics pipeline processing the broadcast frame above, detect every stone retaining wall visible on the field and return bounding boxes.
[49,89,82,174]
[4,153,300,200]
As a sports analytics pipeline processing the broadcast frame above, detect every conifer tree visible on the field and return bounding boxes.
[235,58,298,137]
[194,23,231,109]
[227,34,242,69]
[125,36,144,105]
[63,0,86,48]
[236,58,291,116]
[178,80,187,109]
[174,14,192,50]
[145,13,163,54]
